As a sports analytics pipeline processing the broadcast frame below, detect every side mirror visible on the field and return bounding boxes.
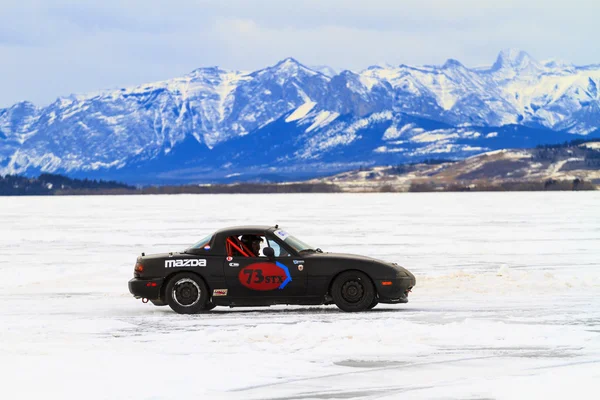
[263,247,275,259]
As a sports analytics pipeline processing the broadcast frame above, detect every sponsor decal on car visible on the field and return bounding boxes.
[274,230,290,240]
[293,260,304,265]
[226,256,233,262]
[164,259,207,268]
[298,265,304,271]
[238,262,292,291]
[213,289,228,296]
[229,262,239,267]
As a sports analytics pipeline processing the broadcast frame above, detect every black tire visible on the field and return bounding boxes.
[367,297,379,309]
[331,271,376,312]
[165,273,210,314]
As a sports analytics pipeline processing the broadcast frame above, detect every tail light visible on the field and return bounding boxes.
[134,262,144,274]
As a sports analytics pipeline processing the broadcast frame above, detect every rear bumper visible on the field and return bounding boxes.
[375,276,415,304]
[128,277,164,300]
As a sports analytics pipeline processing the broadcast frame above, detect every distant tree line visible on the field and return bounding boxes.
[0,173,133,196]
[47,182,342,195]
[388,158,456,175]
[535,138,600,149]
[136,183,342,195]
[0,173,342,196]
[407,179,596,192]
[533,140,600,165]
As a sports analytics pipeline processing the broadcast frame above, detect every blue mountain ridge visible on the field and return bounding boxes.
[1,51,600,184]
[68,112,600,184]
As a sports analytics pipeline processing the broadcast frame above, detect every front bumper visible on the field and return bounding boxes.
[375,276,415,304]
[128,277,164,300]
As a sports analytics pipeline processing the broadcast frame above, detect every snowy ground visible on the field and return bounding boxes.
[1,193,599,399]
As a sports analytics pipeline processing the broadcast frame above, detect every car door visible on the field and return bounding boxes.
[223,234,307,299]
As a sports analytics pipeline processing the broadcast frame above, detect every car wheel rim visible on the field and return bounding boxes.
[341,280,364,303]
[172,278,201,307]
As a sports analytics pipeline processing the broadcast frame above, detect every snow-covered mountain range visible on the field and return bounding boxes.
[1,50,599,183]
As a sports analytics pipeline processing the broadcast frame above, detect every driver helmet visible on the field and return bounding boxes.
[241,235,262,255]
[241,234,261,244]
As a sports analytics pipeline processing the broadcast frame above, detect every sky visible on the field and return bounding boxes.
[1,0,599,107]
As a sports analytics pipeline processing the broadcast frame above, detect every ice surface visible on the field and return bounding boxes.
[1,193,599,399]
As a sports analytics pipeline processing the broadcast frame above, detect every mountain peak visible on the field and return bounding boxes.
[278,56,301,64]
[443,59,464,69]
[543,59,574,69]
[491,49,539,71]
[8,100,37,112]
[187,66,227,77]
[310,65,339,77]
[256,57,320,79]
[272,57,306,71]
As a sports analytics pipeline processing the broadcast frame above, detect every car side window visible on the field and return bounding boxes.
[226,234,269,258]
[267,238,291,257]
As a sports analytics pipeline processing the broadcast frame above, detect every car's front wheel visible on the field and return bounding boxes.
[367,297,379,309]
[165,273,210,314]
[331,271,376,312]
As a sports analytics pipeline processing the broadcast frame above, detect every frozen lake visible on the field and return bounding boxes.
[1,193,599,399]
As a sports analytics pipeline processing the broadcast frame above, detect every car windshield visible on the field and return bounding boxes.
[185,234,214,252]
[273,229,317,253]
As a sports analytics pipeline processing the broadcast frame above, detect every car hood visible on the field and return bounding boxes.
[303,252,413,277]
[303,251,379,263]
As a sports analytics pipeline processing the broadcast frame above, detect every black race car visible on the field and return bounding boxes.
[128,225,415,314]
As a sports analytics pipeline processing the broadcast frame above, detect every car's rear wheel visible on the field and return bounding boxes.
[165,273,210,314]
[331,271,375,312]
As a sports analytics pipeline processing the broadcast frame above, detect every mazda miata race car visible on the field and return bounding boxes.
[128,225,416,314]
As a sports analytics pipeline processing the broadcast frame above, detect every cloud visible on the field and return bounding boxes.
[0,0,599,106]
